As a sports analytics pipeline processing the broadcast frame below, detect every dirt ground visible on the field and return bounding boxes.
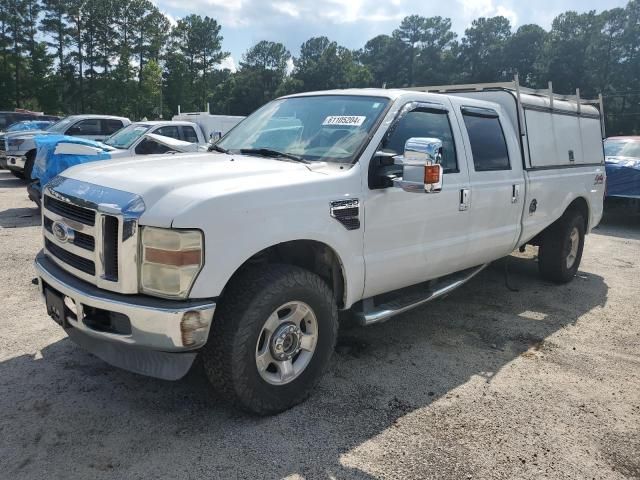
[0,169,638,480]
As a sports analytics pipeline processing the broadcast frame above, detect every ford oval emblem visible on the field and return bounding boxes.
[52,221,74,243]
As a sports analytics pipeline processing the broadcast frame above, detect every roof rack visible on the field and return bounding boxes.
[406,74,605,136]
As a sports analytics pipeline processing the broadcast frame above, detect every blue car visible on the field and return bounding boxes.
[604,136,640,211]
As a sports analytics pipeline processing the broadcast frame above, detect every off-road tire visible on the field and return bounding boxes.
[538,210,585,284]
[201,264,338,415]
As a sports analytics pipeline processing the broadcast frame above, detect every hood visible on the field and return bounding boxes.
[605,155,640,168]
[605,156,640,198]
[61,153,330,226]
[4,129,49,140]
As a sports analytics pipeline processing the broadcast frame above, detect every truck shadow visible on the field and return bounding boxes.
[0,207,41,228]
[0,253,608,479]
[594,209,640,240]
[0,169,28,188]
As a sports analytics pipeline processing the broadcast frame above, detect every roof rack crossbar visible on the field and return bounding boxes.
[406,76,600,107]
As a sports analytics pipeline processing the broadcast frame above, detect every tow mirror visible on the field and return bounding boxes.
[393,137,443,193]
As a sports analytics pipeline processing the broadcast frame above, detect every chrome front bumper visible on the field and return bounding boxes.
[35,252,217,380]
[6,154,26,171]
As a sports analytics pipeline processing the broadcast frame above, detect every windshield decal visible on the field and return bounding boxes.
[322,116,366,127]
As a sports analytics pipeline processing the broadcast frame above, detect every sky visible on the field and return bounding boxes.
[155,0,630,72]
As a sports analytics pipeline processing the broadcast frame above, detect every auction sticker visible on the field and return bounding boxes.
[322,115,366,126]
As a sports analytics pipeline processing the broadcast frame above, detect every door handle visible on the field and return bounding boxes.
[459,188,470,211]
[511,184,520,203]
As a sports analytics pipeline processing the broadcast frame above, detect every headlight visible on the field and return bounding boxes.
[7,139,25,149]
[139,227,204,299]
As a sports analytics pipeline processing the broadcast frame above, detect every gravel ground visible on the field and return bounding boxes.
[0,169,639,480]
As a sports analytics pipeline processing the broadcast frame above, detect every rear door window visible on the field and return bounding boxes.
[155,125,181,140]
[103,119,125,135]
[181,126,199,143]
[462,107,510,171]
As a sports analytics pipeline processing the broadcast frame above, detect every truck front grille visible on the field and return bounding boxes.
[45,239,96,275]
[44,195,96,226]
[41,181,143,294]
[103,215,119,281]
[74,231,96,251]
[44,217,95,251]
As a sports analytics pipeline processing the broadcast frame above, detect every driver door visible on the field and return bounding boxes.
[362,99,473,299]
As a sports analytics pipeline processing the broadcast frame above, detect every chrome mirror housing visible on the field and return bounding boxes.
[393,137,444,193]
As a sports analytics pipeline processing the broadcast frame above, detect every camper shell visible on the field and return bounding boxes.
[408,77,605,170]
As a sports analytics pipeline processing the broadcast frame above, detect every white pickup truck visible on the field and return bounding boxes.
[35,80,606,415]
[3,114,130,179]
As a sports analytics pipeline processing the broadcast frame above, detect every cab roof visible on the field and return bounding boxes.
[131,120,199,127]
[65,114,130,121]
[283,88,410,101]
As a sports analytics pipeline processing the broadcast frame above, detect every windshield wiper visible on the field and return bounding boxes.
[239,148,309,164]
[209,144,228,153]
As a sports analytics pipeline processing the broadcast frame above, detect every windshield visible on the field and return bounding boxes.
[104,124,152,149]
[217,95,390,163]
[47,117,76,133]
[7,121,53,132]
[604,139,640,158]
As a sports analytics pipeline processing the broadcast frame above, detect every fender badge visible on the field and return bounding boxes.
[529,199,537,215]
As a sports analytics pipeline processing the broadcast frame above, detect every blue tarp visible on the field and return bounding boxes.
[605,157,640,199]
[32,135,111,186]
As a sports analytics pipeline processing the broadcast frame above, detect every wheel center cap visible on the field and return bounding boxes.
[271,323,302,361]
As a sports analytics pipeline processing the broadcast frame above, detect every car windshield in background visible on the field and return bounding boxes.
[104,124,151,149]
[217,95,389,163]
[7,121,53,132]
[604,139,640,159]
[47,117,75,133]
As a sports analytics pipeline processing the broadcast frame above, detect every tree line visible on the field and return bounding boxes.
[1,0,639,134]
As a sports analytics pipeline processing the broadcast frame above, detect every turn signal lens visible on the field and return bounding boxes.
[424,164,441,184]
[144,247,201,266]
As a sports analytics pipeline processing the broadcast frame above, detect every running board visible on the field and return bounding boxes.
[354,264,489,326]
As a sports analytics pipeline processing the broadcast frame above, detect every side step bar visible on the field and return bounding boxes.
[354,264,489,326]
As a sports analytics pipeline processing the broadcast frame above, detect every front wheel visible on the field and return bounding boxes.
[23,151,36,181]
[538,211,585,283]
[201,264,338,415]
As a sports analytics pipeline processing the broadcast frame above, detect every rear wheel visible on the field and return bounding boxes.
[538,210,585,283]
[201,264,338,415]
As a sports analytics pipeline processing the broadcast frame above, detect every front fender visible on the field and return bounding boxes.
[172,167,365,308]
